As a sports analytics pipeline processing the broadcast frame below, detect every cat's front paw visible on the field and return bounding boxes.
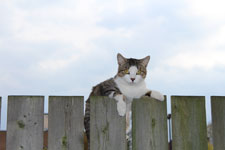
[144,91,152,97]
[117,100,126,116]
[151,90,164,101]
[114,94,126,116]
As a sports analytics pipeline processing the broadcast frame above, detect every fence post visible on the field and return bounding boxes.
[171,96,207,150]
[90,96,126,150]
[6,96,44,150]
[48,96,84,150]
[211,96,225,150]
[132,97,168,150]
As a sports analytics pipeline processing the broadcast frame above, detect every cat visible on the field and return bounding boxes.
[84,53,164,150]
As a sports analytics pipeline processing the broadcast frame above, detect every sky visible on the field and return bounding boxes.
[1,0,225,130]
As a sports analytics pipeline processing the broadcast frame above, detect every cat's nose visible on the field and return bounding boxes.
[131,78,135,82]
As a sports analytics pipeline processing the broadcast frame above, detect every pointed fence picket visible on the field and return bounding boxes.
[0,95,224,150]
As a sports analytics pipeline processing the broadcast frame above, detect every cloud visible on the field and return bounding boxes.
[37,55,80,71]
[163,24,225,70]
[1,0,224,88]
[165,50,225,70]
[184,0,225,22]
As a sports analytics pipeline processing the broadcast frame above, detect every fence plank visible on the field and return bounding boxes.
[0,97,1,128]
[132,97,168,150]
[48,96,84,150]
[211,96,225,150]
[90,96,126,150]
[6,96,44,150]
[0,97,2,150]
[172,96,207,150]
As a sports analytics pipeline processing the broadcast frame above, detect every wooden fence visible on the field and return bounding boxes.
[0,95,225,150]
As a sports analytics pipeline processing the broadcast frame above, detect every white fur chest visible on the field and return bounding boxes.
[114,77,148,101]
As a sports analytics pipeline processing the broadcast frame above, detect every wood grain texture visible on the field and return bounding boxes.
[211,96,225,150]
[6,96,44,150]
[172,96,207,150]
[90,96,126,150]
[132,97,168,150]
[48,96,84,150]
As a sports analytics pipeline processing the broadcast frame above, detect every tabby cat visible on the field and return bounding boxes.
[84,53,164,150]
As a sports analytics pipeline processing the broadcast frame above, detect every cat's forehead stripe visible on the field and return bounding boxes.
[127,58,139,66]
[119,58,145,70]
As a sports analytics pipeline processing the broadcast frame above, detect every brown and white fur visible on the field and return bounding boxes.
[84,53,164,150]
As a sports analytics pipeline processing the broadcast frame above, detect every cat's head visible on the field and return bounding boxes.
[116,53,150,84]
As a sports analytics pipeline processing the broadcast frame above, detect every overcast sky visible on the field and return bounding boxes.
[1,0,225,129]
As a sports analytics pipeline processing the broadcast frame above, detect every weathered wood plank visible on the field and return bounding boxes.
[172,96,207,150]
[211,96,225,150]
[132,97,168,150]
[0,97,3,149]
[90,96,126,150]
[48,96,84,150]
[0,97,1,128]
[6,96,44,150]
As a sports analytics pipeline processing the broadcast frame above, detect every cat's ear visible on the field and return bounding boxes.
[140,55,150,67]
[117,53,126,65]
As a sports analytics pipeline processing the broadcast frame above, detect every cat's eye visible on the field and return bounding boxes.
[136,70,142,75]
[124,69,129,74]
